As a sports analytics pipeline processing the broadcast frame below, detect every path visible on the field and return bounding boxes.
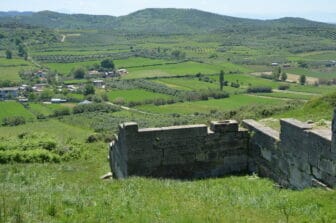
[106,102,161,116]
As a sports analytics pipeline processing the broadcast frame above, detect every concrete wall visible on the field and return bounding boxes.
[110,121,249,179]
[243,118,336,189]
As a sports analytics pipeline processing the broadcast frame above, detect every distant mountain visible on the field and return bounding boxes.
[0,8,334,33]
[0,11,33,17]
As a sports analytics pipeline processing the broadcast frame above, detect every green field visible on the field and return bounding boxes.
[0,101,35,121]
[0,119,91,142]
[107,89,172,103]
[253,92,313,100]
[153,77,218,91]
[287,67,336,79]
[137,94,282,114]
[1,161,335,223]
[0,58,34,81]
[115,57,172,68]
[45,60,100,74]
[27,103,67,116]
[124,61,248,79]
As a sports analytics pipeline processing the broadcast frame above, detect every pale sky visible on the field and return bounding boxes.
[1,0,336,23]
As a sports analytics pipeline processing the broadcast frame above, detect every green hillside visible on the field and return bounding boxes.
[1,8,335,34]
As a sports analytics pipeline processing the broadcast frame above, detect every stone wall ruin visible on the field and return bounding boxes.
[109,111,336,189]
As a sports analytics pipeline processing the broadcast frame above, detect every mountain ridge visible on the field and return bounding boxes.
[0,8,334,33]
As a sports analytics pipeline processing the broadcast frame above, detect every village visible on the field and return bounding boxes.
[0,65,129,104]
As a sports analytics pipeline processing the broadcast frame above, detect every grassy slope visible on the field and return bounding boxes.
[124,62,247,79]
[1,145,335,223]
[0,58,34,81]
[138,95,282,114]
[0,101,35,121]
[106,89,172,102]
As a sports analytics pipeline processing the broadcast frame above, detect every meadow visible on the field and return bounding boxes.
[123,61,248,79]
[0,101,35,121]
[137,95,282,114]
[0,58,35,82]
[106,89,173,103]
[1,13,336,222]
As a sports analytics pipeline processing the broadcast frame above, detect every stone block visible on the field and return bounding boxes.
[210,120,238,133]
[319,159,336,176]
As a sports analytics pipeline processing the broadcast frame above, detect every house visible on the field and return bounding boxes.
[92,80,105,88]
[271,62,279,66]
[0,87,19,100]
[34,70,47,78]
[32,84,48,92]
[66,85,78,92]
[17,96,28,102]
[88,70,101,76]
[117,69,128,75]
[79,100,93,105]
[51,98,67,103]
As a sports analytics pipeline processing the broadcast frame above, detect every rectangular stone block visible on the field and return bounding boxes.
[210,120,238,133]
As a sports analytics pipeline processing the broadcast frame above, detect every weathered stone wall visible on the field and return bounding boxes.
[110,121,249,179]
[110,115,336,189]
[243,118,336,189]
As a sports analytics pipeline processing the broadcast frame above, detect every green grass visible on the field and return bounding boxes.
[123,61,248,79]
[0,58,35,82]
[253,92,312,100]
[0,101,35,121]
[0,150,335,222]
[0,119,91,142]
[27,103,66,116]
[107,89,172,102]
[286,67,336,79]
[289,85,336,95]
[115,57,172,68]
[152,78,219,91]
[45,57,173,75]
[137,94,282,114]
[45,60,101,74]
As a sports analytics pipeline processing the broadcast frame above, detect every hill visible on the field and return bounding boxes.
[0,8,335,33]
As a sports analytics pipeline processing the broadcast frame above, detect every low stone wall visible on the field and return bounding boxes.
[110,114,336,189]
[110,121,249,179]
[243,118,336,189]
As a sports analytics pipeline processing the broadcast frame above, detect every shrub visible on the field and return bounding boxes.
[278,85,290,90]
[52,107,71,117]
[230,82,240,88]
[247,87,272,93]
[113,97,126,105]
[2,116,26,126]
[73,103,120,114]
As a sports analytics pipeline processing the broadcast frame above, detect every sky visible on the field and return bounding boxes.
[1,0,336,23]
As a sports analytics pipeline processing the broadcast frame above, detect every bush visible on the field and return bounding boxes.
[2,116,26,126]
[0,133,82,163]
[247,87,272,93]
[52,107,71,117]
[73,103,120,114]
[278,85,290,90]
[0,149,61,164]
[230,82,240,88]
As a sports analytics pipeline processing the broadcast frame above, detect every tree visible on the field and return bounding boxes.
[72,67,86,79]
[101,59,115,70]
[18,45,27,57]
[272,67,281,81]
[281,72,287,82]
[299,75,306,85]
[83,84,95,96]
[5,49,12,59]
[219,70,225,91]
